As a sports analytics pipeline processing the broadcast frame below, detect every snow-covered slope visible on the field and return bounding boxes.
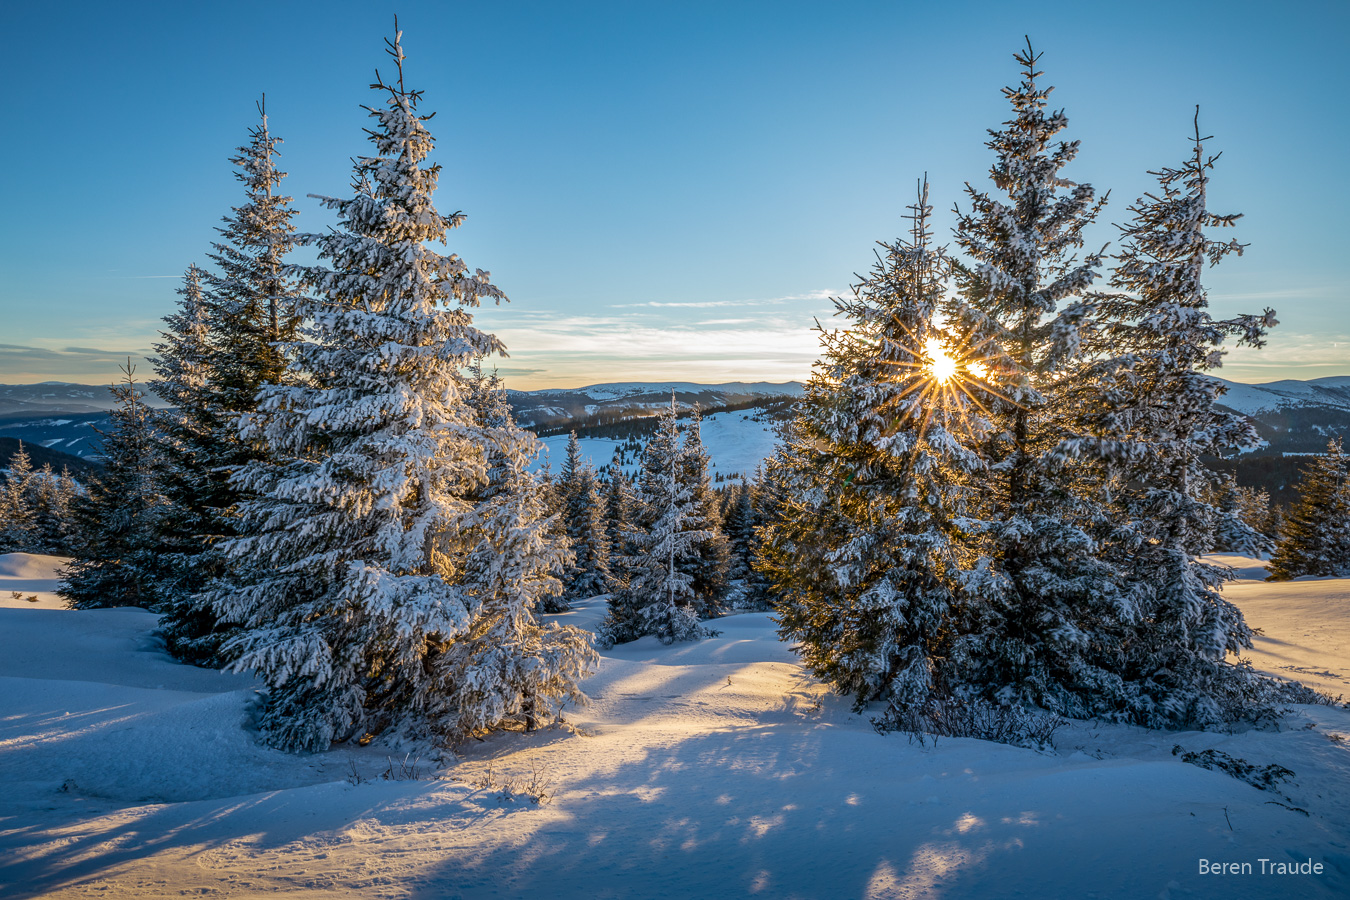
[1208,376,1350,455]
[535,405,782,479]
[1213,376,1350,417]
[2,553,1349,898]
[1213,555,1350,699]
[0,552,68,609]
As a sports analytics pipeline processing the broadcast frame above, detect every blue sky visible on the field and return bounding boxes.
[1,0,1346,389]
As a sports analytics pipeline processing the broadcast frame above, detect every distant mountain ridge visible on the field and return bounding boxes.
[1210,375,1350,416]
[1208,375,1350,455]
[0,375,1345,459]
[0,382,169,416]
[0,437,101,479]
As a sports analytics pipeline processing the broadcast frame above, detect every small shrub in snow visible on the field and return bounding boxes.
[461,761,554,806]
[382,754,423,781]
[1171,745,1294,793]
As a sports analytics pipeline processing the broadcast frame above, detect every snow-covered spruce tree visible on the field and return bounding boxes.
[1207,477,1275,557]
[723,477,756,582]
[732,468,777,609]
[763,179,987,718]
[602,461,637,590]
[532,456,573,613]
[30,464,78,555]
[679,408,731,612]
[149,264,239,663]
[432,364,595,740]
[60,366,167,609]
[942,41,1129,717]
[204,97,301,414]
[0,442,37,553]
[1268,440,1350,580]
[598,399,713,647]
[560,432,613,599]
[215,26,593,751]
[748,458,792,604]
[152,106,302,662]
[1066,113,1277,726]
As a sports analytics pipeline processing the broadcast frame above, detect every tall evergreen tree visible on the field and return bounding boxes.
[1268,440,1350,580]
[0,442,37,553]
[678,408,731,611]
[723,477,756,582]
[150,264,239,663]
[30,464,78,555]
[151,103,302,663]
[214,25,593,751]
[205,97,301,411]
[943,41,1127,716]
[533,456,573,613]
[60,366,167,609]
[1069,112,1277,725]
[602,462,637,590]
[763,180,988,717]
[598,400,712,647]
[559,432,612,598]
[435,366,595,739]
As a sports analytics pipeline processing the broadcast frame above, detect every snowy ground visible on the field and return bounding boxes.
[535,407,782,480]
[2,553,1348,898]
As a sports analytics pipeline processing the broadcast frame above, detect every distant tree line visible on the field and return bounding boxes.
[530,395,795,440]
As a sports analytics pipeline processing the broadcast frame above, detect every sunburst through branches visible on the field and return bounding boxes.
[924,337,958,383]
[875,323,1016,448]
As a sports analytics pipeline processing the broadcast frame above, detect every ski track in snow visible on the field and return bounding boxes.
[1,553,1349,898]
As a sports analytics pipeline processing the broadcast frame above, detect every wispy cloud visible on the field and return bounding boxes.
[473,308,825,389]
[608,288,841,310]
[0,343,155,382]
[1219,331,1350,381]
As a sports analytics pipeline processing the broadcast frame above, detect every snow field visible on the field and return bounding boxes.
[536,407,782,480]
[1,553,69,609]
[0,555,1348,898]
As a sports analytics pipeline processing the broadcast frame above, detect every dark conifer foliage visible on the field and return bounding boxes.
[942,41,1124,716]
[204,98,301,413]
[149,265,239,662]
[60,366,167,610]
[1069,111,1277,725]
[1269,441,1350,580]
[559,432,613,599]
[763,180,987,716]
[0,443,38,553]
[149,103,304,664]
[677,408,730,612]
[599,400,717,647]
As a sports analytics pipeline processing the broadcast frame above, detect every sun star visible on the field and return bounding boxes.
[925,336,958,383]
